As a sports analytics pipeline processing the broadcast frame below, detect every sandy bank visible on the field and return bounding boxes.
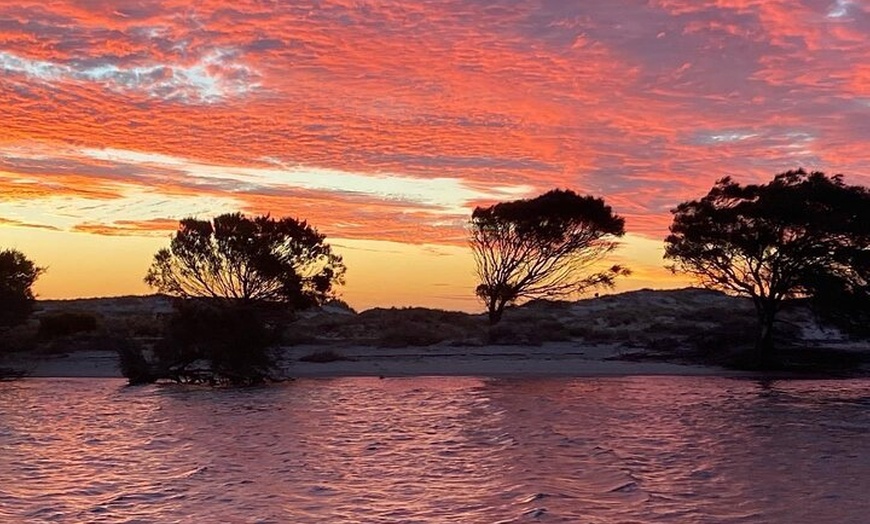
[8,343,752,380]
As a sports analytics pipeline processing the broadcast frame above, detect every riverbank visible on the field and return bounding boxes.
[4,288,868,380]
[10,342,857,380]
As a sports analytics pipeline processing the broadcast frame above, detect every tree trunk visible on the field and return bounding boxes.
[488,299,506,325]
[754,299,778,366]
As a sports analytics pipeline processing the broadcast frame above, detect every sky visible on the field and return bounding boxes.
[1,0,868,312]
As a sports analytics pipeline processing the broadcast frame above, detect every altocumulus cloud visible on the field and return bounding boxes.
[0,49,258,103]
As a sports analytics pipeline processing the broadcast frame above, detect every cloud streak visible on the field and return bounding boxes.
[1,0,868,303]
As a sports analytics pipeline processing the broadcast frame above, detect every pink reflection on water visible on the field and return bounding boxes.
[0,377,868,523]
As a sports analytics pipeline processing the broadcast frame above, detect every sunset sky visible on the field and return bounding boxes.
[1,0,868,311]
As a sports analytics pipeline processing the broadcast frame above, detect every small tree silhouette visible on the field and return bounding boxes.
[0,249,44,331]
[145,212,344,306]
[665,169,870,362]
[470,189,628,324]
[136,213,345,385]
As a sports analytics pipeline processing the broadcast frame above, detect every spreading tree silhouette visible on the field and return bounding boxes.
[665,169,870,362]
[133,212,345,385]
[470,189,628,324]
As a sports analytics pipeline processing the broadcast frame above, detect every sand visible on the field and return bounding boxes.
[10,342,748,380]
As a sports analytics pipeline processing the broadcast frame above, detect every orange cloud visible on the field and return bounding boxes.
[72,218,178,237]
[0,216,61,231]
[2,1,868,307]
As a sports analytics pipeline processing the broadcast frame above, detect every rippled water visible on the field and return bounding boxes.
[1,376,868,523]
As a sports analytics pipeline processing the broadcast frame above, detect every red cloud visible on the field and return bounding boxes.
[1,0,868,246]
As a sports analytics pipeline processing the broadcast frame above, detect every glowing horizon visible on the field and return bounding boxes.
[2,1,868,311]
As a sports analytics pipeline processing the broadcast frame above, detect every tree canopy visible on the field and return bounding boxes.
[0,249,44,330]
[128,213,345,386]
[664,169,870,357]
[145,212,345,307]
[470,189,628,323]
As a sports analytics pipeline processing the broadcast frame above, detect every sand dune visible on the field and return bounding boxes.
[4,288,868,379]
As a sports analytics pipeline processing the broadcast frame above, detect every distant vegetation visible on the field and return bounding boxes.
[665,169,870,367]
[470,189,629,324]
[38,311,98,339]
[2,169,868,381]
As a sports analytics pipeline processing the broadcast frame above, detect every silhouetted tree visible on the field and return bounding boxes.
[145,212,345,306]
[664,169,870,361]
[0,249,44,331]
[151,300,281,386]
[470,189,628,324]
[801,254,870,338]
[134,213,345,385]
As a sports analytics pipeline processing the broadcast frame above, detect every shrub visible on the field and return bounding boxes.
[644,337,684,353]
[487,322,542,346]
[41,333,138,355]
[117,344,154,385]
[38,312,98,339]
[378,324,445,348]
[280,325,320,345]
[124,315,164,338]
[299,349,352,363]
[127,300,285,386]
[532,318,572,341]
[0,324,38,353]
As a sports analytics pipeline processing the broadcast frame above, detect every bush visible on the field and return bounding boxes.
[280,325,319,345]
[117,344,154,385]
[38,312,98,339]
[568,325,618,344]
[299,349,353,363]
[378,324,446,348]
[532,318,572,341]
[0,324,38,353]
[486,315,572,346]
[124,300,284,386]
[42,333,133,355]
[487,323,542,346]
[124,315,164,338]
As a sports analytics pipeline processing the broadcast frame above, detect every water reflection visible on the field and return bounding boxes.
[1,377,868,523]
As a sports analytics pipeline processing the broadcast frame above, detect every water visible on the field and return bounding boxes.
[1,377,868,523]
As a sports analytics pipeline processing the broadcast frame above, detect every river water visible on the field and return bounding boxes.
[1,376,868,523]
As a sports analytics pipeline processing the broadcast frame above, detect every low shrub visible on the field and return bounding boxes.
[116,300,287,386]
[532,318,572,342]
[0,324,38,353]
[40,333,122,354]
[644,337,684,353]
[378,324,445,348]
[125,315,164,338]
[154,300,282,385]
[487,316,572,346]
[117,344,154,385]
[281,325,320,345]
[299,349,352,363]
[38,312,98,339]
[601,310,642,327]
[488,323,542,346]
